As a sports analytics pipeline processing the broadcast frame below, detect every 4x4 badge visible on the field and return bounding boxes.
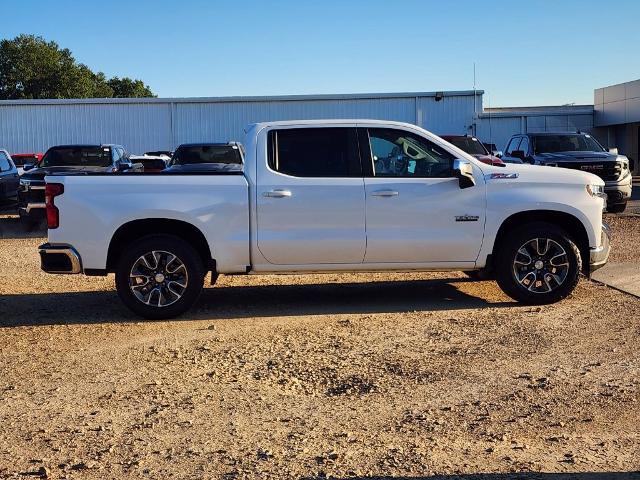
[455,215,480,222]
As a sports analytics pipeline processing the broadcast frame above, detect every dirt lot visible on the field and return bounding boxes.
[0,215,639,479]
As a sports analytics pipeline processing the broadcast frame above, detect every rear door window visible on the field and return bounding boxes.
[0,152,11,172]
[268,128,361,177]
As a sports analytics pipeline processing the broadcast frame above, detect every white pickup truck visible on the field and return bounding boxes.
[39,120,611,319]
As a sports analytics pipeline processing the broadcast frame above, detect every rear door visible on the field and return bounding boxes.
[255,126,366,265]
[360,127,486,264]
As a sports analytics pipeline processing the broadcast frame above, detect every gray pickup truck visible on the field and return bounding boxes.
[501,132,633,212]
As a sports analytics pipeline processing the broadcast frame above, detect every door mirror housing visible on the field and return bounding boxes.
[608,147,619,155]
[453,159,476,189]
[23,163,35,171]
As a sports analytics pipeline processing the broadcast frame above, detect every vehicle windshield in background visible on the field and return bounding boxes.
[533,134,605,154]
[447,137,488,155]
[40,147,111,167]
[171,145,242,166]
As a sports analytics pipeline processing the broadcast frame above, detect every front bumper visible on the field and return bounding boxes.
[589,223,611,274]
[39,243,82,274]
[604,174,633,205]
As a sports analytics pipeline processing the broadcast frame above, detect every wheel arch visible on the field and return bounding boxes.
[491,210,590,272]
[106,218,213,272]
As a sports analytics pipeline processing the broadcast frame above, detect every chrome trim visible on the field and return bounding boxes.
[39,244,82,274]
[25,202,46,213]
[589,224,611,273]
[29,185,46,190]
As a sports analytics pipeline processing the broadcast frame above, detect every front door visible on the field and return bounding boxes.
[256,126,366,265]
[360,127,486,264]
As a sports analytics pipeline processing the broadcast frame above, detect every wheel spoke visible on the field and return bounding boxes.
[129,250,189,308]
[512,237,570,294]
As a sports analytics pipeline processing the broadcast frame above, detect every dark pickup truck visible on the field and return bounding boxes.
[19,144,137,223]
[502,132,633,212]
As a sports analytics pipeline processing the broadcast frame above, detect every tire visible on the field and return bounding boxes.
[495,222,582,305]
[463,269,494,280]
[115,234,205,319]
[607,203,627,213]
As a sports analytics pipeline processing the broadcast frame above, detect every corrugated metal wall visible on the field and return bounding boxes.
[0,92,594,155]
[0,92,479,154]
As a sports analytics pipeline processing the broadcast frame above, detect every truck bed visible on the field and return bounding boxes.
[46,173,250,273]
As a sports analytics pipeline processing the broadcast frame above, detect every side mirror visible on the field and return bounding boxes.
[493,150,503,158]
[23,163,35,171]
[453,159,476,189]
[608,147,619,155]
[511,150,526,161]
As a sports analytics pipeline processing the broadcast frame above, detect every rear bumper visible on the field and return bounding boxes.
[589,223,611,274]
[39,243,82,274]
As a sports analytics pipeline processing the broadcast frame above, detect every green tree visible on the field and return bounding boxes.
[0,34,155,100]
[107,77,155,98]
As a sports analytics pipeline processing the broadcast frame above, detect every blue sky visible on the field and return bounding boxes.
[3,0,639,106]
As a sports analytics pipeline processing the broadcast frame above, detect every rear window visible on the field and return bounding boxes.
[41,147,112,167]
[171,145,242,166]
[268,127,360,177]
[10,154,39,167]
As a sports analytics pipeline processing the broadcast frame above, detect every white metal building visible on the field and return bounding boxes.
[0,88,602,161]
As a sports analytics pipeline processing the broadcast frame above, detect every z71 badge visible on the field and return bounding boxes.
[455,215,480,222]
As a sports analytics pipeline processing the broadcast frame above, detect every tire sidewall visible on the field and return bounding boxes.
[495,223,582,305]
[115,235,205,319]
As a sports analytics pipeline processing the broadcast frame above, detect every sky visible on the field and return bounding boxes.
[3,0,639,107]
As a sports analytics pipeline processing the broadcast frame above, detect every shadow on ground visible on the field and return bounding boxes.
[0,277,514,327]
[303,472,640,480]
[0,213,45,239]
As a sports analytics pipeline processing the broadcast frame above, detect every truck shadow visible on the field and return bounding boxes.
[0,277,513,327]
[0,214,46,239]
[303,473,640,480]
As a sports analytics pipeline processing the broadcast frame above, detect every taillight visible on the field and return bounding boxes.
[45,183,64,229]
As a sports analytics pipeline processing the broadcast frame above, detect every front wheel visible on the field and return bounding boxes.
[607,203,627,213]
[115,235,205,319]
[495,223,582,305]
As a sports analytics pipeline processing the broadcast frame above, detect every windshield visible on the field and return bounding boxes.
[533,134,605,154]
[170,145,242,166]
[446,137,488,156]
[40,147,112,167]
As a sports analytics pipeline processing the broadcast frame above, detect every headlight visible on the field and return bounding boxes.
[586,184,606,198]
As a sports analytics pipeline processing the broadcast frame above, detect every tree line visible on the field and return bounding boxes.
[0,34,155,100]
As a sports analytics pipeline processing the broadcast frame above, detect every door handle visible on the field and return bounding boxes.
[371,190,399,197]
[263,189,292,198]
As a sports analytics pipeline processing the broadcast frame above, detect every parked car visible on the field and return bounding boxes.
[502,132,633,212]
[11,153,43,175]
[19,144,137,223]
[0,150,19,207]
[145,150,173,159]
[130,155,168,173]
[38,120,610,319]
[440,135,505,166]
[164,143,243,173]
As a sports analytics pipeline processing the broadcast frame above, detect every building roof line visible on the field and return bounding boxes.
[0,90,485,107]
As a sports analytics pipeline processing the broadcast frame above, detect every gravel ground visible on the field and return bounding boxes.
[0,215,639,479]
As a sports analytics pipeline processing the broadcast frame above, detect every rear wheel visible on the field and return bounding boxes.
[115,235,205,319]
[495,223,581,305]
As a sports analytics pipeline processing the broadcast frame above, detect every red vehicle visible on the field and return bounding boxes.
[11,152,43,169]
[440,135,504,166]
